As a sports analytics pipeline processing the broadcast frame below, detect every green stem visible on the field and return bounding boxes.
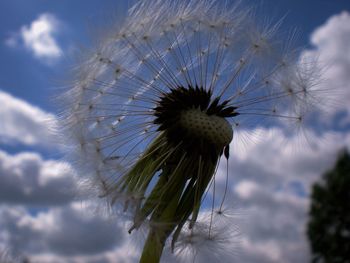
[139,229,167,263]
[139,168,184,263]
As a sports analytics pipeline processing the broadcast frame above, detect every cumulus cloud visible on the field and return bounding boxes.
[0,90,57,147]
[302,11,350,125]
[0,204,128,261]
[0,150,75,206]
[4,128,342,263]
[225,128,348,190]
[6,13,62,60]
[0,146,136,262]
[210,127,350,263]
[159,127,350,263]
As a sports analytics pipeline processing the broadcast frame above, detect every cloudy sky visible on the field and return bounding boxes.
[0,0,350,262]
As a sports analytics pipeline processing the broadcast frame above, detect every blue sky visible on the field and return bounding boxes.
[0,0,350,262]
[1,0,349,114]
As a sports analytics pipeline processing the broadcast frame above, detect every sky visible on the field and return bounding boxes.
[0,0,350,262]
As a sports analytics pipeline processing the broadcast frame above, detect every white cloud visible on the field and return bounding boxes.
[234,180,259,199]
[209,126,350,263]
[0,150,76,206]
[0,204,129,262]
[0,90,57,147]
[0,145,136,262]
[0,145,137,262]
[6,13,62,60]
[302,11,350,124]
[0,129,344,263]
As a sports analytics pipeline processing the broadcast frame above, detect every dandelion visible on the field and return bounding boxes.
[60,0,323,262]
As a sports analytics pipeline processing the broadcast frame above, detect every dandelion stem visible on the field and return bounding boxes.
[139,229,167,263]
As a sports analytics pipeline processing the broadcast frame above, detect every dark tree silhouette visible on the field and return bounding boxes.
[307,150,350,263]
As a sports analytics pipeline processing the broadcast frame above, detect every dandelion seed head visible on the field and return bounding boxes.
[59,0,325,261]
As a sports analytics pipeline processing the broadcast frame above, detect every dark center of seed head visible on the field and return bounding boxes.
[153,86,239,152]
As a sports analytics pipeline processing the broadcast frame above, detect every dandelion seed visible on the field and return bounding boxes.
[60,1,323,262]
